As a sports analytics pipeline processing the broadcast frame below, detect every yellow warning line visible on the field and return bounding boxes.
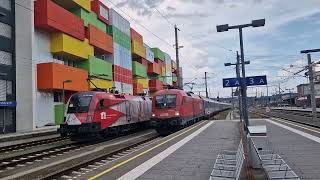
[88,121,208,180]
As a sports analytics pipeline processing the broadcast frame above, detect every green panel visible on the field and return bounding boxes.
[132,61,147,78]
[79,56,113,80]
[107,25,131,50]
[55,104,64,125]
[71,8,106,33]
[151,48,165,61]
[172,75,177,82]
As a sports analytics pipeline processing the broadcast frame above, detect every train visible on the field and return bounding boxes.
[59,89,231,138]
[150,89,231,135]
[59,91,152,138]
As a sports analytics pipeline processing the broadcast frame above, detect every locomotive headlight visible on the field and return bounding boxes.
[152,113,155,117]
[175,111,180,116]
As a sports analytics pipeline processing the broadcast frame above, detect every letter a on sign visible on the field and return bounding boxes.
[259,78,265,84]
[235,80,240,86]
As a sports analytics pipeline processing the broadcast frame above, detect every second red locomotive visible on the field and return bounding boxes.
[151,89,231,134]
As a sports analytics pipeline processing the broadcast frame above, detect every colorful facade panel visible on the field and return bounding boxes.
[54,0,91,12]
[86,24,113,54]
[34,0,85,41]
[132,40,146,58]
[91,0,110,25]
[37,62,89,91]
[72,8,106,33]
[50,33,94,60]
[79,56,113,80]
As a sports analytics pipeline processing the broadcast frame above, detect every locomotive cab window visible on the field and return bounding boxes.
[155,94,176,108]
[67,95,92,113]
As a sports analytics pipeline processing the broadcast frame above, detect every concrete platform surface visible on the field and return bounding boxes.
[136,121,240,180]
[80,120,240,180]
[251,119,320,180]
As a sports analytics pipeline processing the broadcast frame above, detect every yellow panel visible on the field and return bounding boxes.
[134,78,149,88]
[132,40,146,58]
[161,67,166,76]
[89,79,113,89]
[51,33,94,60]
[73,0,91,12]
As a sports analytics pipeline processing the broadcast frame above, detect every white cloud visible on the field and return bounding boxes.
[102,0,320,97]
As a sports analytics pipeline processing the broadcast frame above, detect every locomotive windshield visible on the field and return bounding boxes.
[67,94,92,113]
[155,94,176,108]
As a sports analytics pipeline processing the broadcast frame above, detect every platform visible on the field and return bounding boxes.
[77,120,241,180]
[0,126,59,147]
[251,119,320,180]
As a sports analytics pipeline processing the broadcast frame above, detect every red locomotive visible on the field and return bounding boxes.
[59,91,152,138]
[151,89,231,135]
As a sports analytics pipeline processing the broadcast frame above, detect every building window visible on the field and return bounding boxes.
[0,0,11,11]
[100,5,109,20]
[0,80,11,101]
[0,22,12,39]
[0,51,12,65]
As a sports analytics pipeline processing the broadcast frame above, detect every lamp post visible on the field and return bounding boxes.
[62,80,72,121]
[217,19,265,130]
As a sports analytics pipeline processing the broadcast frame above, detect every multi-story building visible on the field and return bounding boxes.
[0,0,180,134]
[0,0,15,133]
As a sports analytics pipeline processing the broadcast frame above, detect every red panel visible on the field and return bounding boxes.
[148,63,161,75]
[34,0,85,41]
[91,0,110,25]
[149,79,163,91]
[155,59,165,67]
[86,24,113,54]
[130,28,143,44]
[136,58,148,67]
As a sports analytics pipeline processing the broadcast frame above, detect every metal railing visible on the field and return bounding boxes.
[209,140,244,180]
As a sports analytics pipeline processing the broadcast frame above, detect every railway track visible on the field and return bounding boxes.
[0,141,87,174]
[0,129,158,180]
[48,136,162,180]
[252,108,320,128]
[0,136,68,154]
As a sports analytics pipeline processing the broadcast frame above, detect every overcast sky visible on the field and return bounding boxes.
[102,0,320,97]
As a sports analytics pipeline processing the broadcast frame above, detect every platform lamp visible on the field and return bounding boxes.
[62,80,72,121]
[217,18,265,130]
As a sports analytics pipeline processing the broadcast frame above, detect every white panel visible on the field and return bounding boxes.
[110,9,130,36]
[0,0,11,10]
[0,22,11,39]
[35,92,55,127]
[33,30,54,128]
[0,51,12,65]
[144,44,154,63]
[33,30,53,62]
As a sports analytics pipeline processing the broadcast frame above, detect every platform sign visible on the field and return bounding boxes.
[223,78,241,88]
[223,75,267,88]
[0,101,17,107]
[246,75,267,86]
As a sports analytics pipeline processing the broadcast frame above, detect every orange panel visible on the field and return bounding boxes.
[37,62,89,91]
[148,62,161,75]
[86,24,113,54]
[133,83,143,95]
